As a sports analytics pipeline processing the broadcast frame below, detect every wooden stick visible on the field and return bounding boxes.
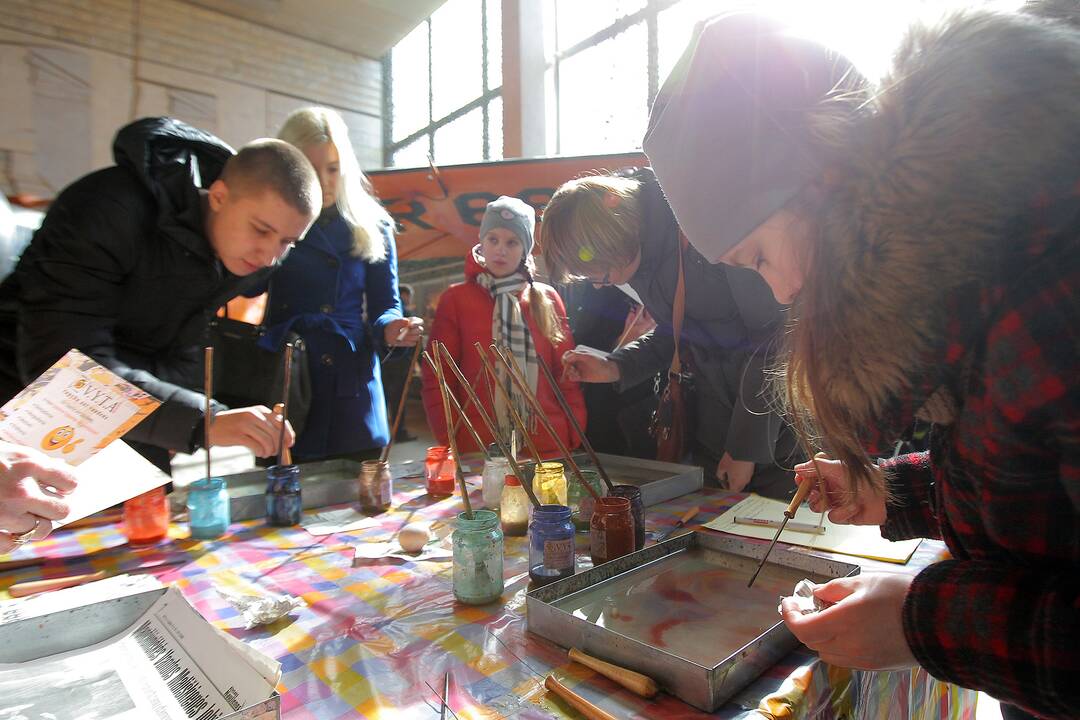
[470,343,544,466]
[422,353,490,459]
[534,353,615,493]
[277,342,294,466]
[543,676,618,720]
[380,339,424,464]
[432,344,472,519]
[203,346,213,482]
[491,345,601,502]
[437,344,541,509]
[614,304,645,351]
[568,648,659,698]
[8,571,107,598]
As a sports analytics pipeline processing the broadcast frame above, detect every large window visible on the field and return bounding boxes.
[384,0,502,167]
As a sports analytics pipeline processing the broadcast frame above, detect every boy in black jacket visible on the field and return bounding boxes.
[0,117,321,471]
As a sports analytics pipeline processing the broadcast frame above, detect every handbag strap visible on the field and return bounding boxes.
[669,232,688,376]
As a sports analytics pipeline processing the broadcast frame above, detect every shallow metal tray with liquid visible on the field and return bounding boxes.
[526,530,860,711]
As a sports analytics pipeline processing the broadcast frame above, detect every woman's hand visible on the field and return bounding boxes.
[385,317,424,347]
[795,456,887,526]
[561,348,621,383]
[715,452,755,492]
[780,573,918,671]
[0,441,78,552]
[208,405,295,458]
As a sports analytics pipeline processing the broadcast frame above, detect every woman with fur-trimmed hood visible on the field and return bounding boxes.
[645,9,1079,719]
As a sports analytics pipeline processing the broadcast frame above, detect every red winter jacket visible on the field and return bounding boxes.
[421,251,586,457]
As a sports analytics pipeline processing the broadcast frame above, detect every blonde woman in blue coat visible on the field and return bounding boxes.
[267,107,422,461]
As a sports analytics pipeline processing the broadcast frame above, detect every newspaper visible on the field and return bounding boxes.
[0,586,276,720]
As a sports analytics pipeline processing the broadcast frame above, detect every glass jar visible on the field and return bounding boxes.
[590,496,635,565]
[611,485,645,550]
[186,477,229,539]
[424,446,456,497]
[528,505,576,585]
[568,469,603,533]
[532,462,568,506]
[481,456,510,510]
[265,464,302,526]
[452,509,504,605]
[499,474,530,537]
[358,459,392,512]
[123,486,170,545]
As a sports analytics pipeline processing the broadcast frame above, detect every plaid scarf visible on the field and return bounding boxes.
[475,266,539,440]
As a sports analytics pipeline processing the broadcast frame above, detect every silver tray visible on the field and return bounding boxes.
[526,530,860,711]
[0,588,280,720]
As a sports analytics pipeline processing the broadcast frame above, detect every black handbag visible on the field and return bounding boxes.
[208,311,312,437]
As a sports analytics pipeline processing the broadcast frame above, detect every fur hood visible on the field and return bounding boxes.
[808,10,1080,450]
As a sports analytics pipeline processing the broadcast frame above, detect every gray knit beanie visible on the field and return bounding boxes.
[480,196,536,257]
[643,12,864,262]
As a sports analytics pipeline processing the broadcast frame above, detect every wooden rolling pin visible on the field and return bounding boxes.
[544,676,618,720]
[569,647,659,698]
[8,570,106,598]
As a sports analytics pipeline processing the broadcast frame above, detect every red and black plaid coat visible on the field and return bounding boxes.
[878,190,1080,718]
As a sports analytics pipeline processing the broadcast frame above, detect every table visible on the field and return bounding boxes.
[0,476,978,719]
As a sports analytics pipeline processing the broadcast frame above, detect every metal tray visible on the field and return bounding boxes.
[0,587,280,720]
[516,452,703,507]
[527,530,860,711]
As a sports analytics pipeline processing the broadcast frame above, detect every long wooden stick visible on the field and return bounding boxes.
[422,353,490,459]
[277,342,294,466]
[438,343,541,509]
[203,347,213,481]
[568,647,659,698]
[432,344,472,519]
[491,345,600,502]
[380,340,425,464]
[534,353,615,493]
[470,343,544,466]
[544,676,618,720]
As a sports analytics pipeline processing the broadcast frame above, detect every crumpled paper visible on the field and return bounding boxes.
[218,586,305,628]
[784,578,831,615]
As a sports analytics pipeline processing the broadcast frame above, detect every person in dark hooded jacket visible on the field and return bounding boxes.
[0,117,321,472]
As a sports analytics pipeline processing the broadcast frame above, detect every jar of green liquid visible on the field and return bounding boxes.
[452,509,504,604]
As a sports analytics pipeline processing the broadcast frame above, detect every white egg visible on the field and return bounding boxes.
[398,522,430,553]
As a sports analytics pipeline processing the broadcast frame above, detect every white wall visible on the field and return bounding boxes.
[0,0,384,198]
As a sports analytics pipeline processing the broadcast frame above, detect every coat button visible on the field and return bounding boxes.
[321,354,334,366]
[320,304,333,313]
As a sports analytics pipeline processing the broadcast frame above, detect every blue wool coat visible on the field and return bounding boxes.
[260,208,402,459]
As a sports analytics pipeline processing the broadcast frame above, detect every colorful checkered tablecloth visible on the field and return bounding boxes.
[0,478,977,719]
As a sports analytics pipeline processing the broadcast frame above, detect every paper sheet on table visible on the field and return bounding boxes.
[56,440,171,527]
[705,494,921,564]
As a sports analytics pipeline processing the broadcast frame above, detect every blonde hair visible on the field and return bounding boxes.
[520,258,565,346]
[540,175,641,284]
[278,107,391,262]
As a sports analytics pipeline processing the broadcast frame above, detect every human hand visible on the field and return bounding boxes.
[616,305,657,348]
[208,405,295,458]
[780,573,918,670]
[715,452,755,492]
[561,348,621,383]
[794,456,887,526]
[0,441,78,552]
[385,317,424,347]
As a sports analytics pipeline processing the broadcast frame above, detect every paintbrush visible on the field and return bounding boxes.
[431,344,472,518]
[421,352,491,460]
[470,343,544,467]
[380,339,424,464]
[7,558,188,598]
[653,505,700,542]
[534,353,615,493]
[490,345,601,502]
[746,477,815,588]
[277,342,294,466]
[437,344,541,509]
[204,347,213,482]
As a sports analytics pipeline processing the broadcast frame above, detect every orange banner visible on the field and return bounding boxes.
[369,151,647,260]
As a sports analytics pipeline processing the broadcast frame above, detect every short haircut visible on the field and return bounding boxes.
[540,174,642,284]
[220,138,320,217]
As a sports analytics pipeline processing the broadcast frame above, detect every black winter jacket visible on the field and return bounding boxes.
[0,117,271,470]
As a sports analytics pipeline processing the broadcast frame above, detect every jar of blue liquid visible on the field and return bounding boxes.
[266,464,302,526]
[528,504,575,585]
[452,509,504,605]
[187,477,229,539]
